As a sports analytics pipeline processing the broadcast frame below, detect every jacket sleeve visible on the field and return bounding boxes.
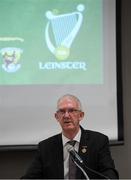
[98,135,119,179]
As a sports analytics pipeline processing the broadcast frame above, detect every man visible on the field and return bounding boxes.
[21,94,119,179]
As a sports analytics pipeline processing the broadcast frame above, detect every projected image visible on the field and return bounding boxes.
[0,0,123,147]
[0,0,103,84]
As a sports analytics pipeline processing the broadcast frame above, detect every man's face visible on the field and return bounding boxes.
[55,97,84,132]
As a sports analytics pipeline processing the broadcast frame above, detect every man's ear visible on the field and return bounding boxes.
[79,112,84,121]
[55,113,59,121]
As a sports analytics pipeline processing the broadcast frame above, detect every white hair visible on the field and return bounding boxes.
[57,94,82,110]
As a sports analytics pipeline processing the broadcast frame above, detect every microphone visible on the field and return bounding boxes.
[66,143,89,179]
[66,144,110,179]
[66,143,83,164]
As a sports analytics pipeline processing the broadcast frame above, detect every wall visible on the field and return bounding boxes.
[0,0,131,178]
[111,0,131,178]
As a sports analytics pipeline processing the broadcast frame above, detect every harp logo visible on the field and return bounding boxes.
[45,4,85,60]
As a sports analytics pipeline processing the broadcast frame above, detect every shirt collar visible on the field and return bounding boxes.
[62,128,81,146]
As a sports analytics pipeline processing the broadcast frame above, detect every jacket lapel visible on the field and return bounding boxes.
[79,127,89,162]
[76,127,89,179]
[54,134,64,179]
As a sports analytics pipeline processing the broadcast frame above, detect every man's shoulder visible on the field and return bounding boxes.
[39,133,62,146]
[83,128,108,141]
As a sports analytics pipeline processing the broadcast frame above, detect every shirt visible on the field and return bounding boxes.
[62,128,81,179]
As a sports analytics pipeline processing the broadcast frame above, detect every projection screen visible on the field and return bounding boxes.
[0,0,123,149]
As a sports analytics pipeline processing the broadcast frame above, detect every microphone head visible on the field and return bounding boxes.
[66,143,74,152]
[66,143,84,164]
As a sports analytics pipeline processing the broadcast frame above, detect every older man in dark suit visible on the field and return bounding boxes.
[21,94,119,179]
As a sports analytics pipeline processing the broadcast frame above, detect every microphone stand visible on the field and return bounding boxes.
[71,154,110,180]
[83,163,110,180]
[71,156,89,180]
[67,144,110,179]
[73,159,90,180]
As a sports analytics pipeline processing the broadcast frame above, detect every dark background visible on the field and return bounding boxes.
[0,0,131,178]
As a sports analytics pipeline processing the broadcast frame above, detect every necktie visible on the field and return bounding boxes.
[68,140,77,179]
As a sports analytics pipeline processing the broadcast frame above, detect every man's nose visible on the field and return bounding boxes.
[64,110,70,117]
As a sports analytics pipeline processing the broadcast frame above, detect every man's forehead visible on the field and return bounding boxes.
[58,97,78,107]
[59,97,76,103]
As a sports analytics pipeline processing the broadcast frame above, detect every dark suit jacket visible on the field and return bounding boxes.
[22,128,119,179]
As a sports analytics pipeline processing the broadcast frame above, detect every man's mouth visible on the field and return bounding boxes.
[64,120,72,124]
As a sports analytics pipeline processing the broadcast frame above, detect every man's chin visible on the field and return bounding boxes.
[63,124,75,131]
